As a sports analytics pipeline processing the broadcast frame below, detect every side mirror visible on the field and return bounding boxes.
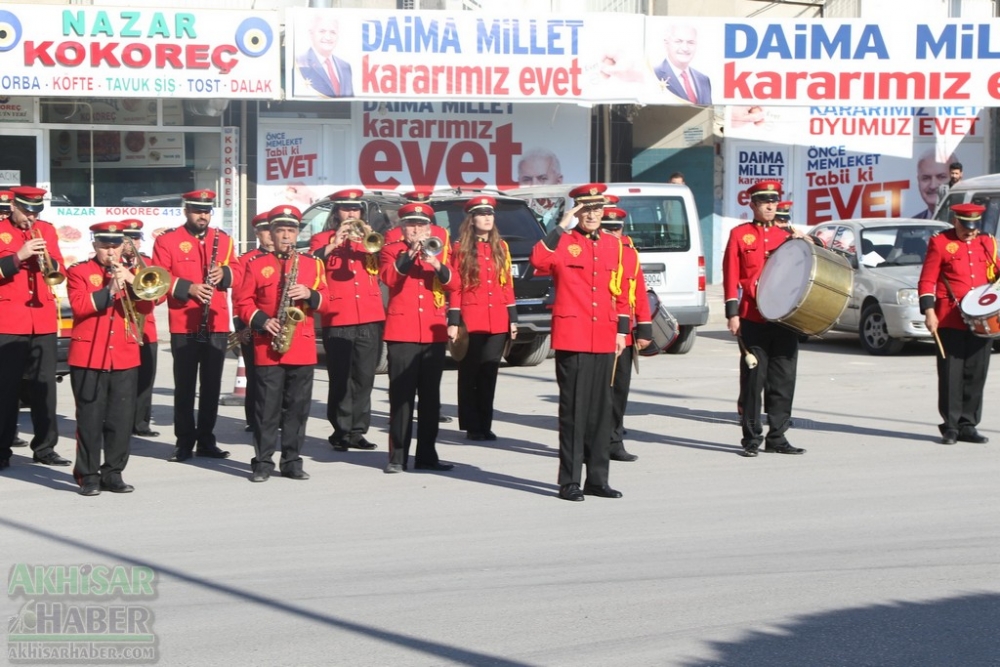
[847,254,858,269]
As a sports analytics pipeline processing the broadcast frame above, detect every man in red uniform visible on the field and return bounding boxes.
[234,211,274,433]
[0,190,26,449]
[151,189,236,462]
[600,206,652,463]
[234,205,328,482]
[724,180,808,458]
[530,184,631,501]
[66,222,152,495]
[774,201,793,228]
[0,186,70,470]
[310,188,385,451]
[120,220,164,438]
[918,203,997,445]
[379,201,456,473]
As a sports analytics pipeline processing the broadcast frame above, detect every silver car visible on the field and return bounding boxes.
[808,218,950,355]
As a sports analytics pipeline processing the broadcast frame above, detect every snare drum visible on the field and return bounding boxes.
[756,238,854,336]
[960,283,1000,338]
[639,291,679,356]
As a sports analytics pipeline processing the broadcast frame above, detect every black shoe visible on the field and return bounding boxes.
[250,469,271,483]
[384,463,404,474]
[559,483,585,502]
[0,459,9,471]
[941,429,958,445]
[349,437,378,450]
[958,429,989,444]
[330,441,349,452]
[583,483,623,498]
[78,483,101,497]
[439,415,453,423]
[765,443,806,455]
[244,424,253,432]
[133,429,160,437]
[281,470,310,480]
[168,447,193,462]
[483,430,497,441]
[196,446,231,459]
[741,447,759,458]
[33,452,71,467]
[100,479,135,493]
[12,437,27,447]
[413,461,454,471]
[465,431,486,441]
[610,450,638,462]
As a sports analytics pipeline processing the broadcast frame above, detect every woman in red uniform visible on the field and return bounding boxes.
[447,197,517,441]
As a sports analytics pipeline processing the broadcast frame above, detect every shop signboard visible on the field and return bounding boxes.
[51,130,185,168]
[0,97,32,122]
[0,5,281,99]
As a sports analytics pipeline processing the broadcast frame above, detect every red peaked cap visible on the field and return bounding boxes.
[951,203,986,228]
[746,180,782,200]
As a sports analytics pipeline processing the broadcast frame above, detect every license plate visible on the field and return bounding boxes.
[643,272,663,287]
[510,262,522,278]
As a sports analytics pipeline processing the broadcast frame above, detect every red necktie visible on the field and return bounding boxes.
[681,70,697,104]
[325,58,341,96]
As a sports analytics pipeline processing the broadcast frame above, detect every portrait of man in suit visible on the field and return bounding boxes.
[910,150,955,219]
[653,25,712,106]
[294,16,354,98]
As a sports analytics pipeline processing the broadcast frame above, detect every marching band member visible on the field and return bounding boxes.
[310,188,385,452]
[530,183,631,501]
[446,196,517,441]
[724,180,807,458]
[151,189,236,462]
[120,220,163,438]
[600,206,652,462]
[379,201,456,473]
[0,190,27,449]
[234,205,327,482]
[234,211,274,434]
[918,203,997,445]
[66,222,152,495]
[0,186,70,470]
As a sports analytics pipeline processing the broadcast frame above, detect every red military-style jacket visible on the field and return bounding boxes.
[66,258,152,370]
[234,251,327,366]
[150,225,236,334]
[530,227,630,353]
[379,230,456,344]
[620,236,653,347]
[0,217,65,335]
[231,247,268,329]
[723,221,794,323]
[918,229,999,330]
[310,231,386,327]
[447,239,516,335]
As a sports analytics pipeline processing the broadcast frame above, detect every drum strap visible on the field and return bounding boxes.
[941,275,958,305]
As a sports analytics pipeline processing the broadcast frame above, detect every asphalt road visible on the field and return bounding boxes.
[3,295,999,666]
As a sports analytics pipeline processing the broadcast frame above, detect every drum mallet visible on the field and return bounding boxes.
[737,335,759,369]
[932,329,947,359]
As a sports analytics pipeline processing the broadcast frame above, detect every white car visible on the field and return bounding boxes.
[808,218,950,355]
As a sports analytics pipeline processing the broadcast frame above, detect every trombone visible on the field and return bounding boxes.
[345,219,383,254]
[109,260,144,346]
[123,237,171,302]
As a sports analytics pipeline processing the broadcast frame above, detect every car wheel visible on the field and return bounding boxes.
[375,341,389,374]
[504,334,551,367]
[666,325,697,355]
[859,303,905,355]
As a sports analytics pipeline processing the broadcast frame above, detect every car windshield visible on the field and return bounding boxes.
[429,199,544,258]
[615,196,691,252]
[859,226,941,268]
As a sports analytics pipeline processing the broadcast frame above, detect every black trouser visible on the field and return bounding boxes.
[251,364,313,475]
[739,319,798,449]
[240,337,258,431]
[133,342,158,432]
[70,366,137,486]
[387,341,445,467]
[170,333,227,451]
[323,321,383,445]
[936,327,991,434]
[0,332,59,462]
[457,332,506,435]
[610,345,634,456]
[555,350,614,487]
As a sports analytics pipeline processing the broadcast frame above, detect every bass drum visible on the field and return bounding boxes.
[756,238,854,336]
[960,283,1000,338]
[639,290,679,356]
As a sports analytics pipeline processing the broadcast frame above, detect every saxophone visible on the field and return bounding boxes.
[271,249,306,355]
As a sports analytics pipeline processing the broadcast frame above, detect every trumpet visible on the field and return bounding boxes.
[421,235,444,257]
[345,219,383,254]
[32,226,65,286]
[123,237,170,302]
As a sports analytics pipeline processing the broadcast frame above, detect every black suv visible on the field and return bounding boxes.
[298,189,553,367]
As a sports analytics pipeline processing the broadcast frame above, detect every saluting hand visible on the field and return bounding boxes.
[559,204,586,229]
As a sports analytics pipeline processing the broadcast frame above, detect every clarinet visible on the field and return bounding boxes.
[198,229,220,340]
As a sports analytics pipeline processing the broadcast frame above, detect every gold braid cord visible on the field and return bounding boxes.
[365,254,379,276]
[989,236,998,283]
[500,240,511,286]
[608,237,623,297]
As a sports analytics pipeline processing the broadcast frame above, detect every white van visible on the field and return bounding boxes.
[508,182,708,353]
[932,173,1000,236]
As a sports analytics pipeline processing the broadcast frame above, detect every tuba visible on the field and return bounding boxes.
[271,249,306,355]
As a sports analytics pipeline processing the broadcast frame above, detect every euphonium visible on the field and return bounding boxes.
[272,249,305,355]
[123,238,170,301]
[32,226,65,286]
